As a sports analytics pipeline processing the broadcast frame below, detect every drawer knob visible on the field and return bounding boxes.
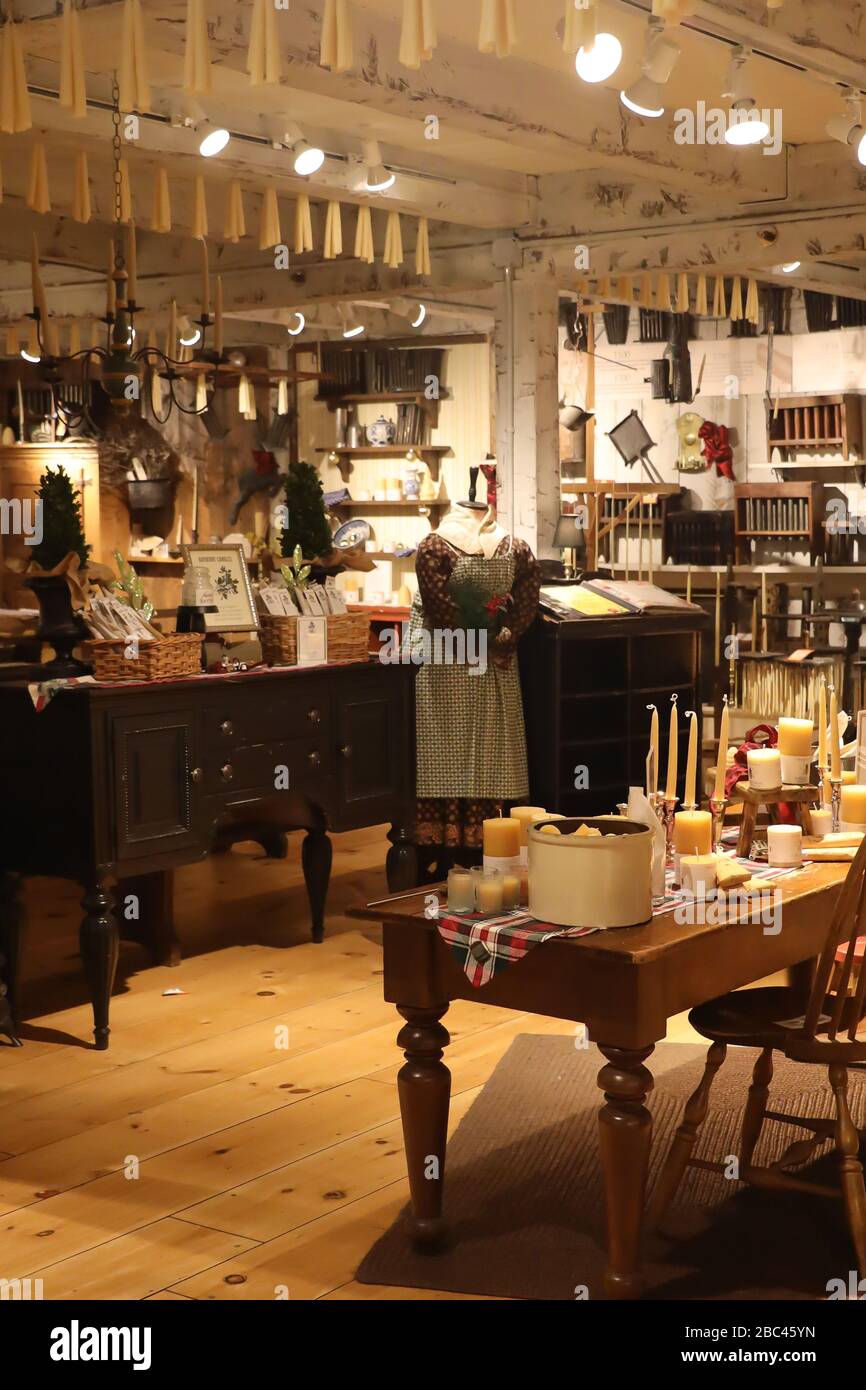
[190,766,204,784]
[220,763,234,782]
[220,719,234,736]
[307,708,321,724]
[339,744,352,759]
[307,751,321,767]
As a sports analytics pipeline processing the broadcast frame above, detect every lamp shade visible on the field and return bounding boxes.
[553,514,586,550]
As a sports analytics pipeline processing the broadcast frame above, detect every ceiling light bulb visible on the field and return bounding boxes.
[620,77,665,118]
[286,311,305,336]
[292,140,325,177]
[343,323,365,339]
[780,261,801,273]
[20,347,40,363]
[198,123,231,158]
[411,303,426,328]
[364,164,395,192]
[180,326,202,347]
[857,130,866,166]
[725,106,770,146]
[575,33,623,84]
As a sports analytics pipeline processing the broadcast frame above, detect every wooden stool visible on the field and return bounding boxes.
[734,783,820,858]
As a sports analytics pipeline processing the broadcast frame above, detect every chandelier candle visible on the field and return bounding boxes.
[747,747,782,790]
[778,717,813,785]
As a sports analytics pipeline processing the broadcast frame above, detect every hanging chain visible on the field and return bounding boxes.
[111,76,123,271]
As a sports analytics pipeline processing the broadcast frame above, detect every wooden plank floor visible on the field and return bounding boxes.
[0,825,704,1301]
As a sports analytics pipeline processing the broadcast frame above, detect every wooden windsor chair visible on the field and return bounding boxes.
[648,836,866,1279]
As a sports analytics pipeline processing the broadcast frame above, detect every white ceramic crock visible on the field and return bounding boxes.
[527,816,653,930]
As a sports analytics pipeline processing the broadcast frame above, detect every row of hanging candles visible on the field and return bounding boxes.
[31,225,224,358]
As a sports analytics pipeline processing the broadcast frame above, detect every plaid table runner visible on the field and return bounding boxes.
[438,853,804,988]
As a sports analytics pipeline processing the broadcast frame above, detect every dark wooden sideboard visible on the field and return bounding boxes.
[0,661,414,1049]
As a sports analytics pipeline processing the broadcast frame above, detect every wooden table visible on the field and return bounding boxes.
[351,863,850,1300]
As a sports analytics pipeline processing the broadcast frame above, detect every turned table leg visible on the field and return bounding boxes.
[80,879,119,1051]
[597,1042,655,1299]
[386,822,420,892]
[396,1004,451,1250]
[302,825,332,943]
[0,872,24,1045]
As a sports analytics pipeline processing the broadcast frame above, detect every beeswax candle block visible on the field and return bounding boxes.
[673,809,713,856]
[778,718,813,757]
[510,806,546,845]
[840,784,866,827]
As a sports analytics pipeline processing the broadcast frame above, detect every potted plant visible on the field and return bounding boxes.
[280,461,335,574]
[27,465,93,677]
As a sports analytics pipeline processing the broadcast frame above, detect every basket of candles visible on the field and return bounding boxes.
[526,817,653,930]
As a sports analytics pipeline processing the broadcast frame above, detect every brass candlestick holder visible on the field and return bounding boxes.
[709,795,729,855]
[830,776,843,834]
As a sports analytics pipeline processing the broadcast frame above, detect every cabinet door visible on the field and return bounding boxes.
[334,676,407,829]
[112,710,200,862]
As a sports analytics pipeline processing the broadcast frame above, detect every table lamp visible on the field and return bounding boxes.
[553,513,586,579]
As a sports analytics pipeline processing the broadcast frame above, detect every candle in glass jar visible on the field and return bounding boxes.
[502,871,521,909]
[747,748,782,790]
[476,871,504,915]
[778,718,813,757]
[665,698,678,800]
[841,784,866,827]
[483,817,520,871]
[446,867,475,914]
[673,809,713,856]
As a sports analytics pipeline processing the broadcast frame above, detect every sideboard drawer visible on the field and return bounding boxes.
[202,688,331,747]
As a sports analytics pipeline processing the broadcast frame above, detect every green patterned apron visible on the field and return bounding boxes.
[410,541,530,800]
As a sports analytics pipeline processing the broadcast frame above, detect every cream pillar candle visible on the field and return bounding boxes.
[818,681,827,770]
[673,809,713,856]
[830,686,841,780]
[482,817,520,872]
[778,716,813,786]
[714,698,730,802]
[680,853,717,897]
[840,784,866,828]
[684,709,699,807]
[747,748,782,789]
[510,806,546,867]
[647,704,659,797]
[767,824,802,868]
[665,698,678,800]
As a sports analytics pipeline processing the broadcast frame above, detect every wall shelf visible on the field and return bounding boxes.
[316,443,450,482]
[767,393,863,462]
[734,482,824,563]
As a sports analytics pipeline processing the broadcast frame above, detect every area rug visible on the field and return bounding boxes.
[357,1036,866,1300]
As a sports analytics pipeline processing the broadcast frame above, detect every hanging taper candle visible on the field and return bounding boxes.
[729,274,743,321]
[26,143,51,215]
[247,0,281,85]
[223,180,245,242]
[192,174,208,238]
[354,205,374,263]
[616,274,632,304]
[60,0,87,118]
[655,272,672,311]
[415,216,431,276]
[26,318,40,361]
[150,166,172,233]
[400,0,437,68]
[294,194,313,253]
[119,0,150,113]
[596,274,611,300]
[0,17,32,133]
[72,151,91,223]
[638,272,653,308]
[695,272,708,316]
[712,274,727,318]
[215,273,224,356]
[745,276,760,325]
[118,158,133,223]
[478,0,517,57]
[323,200,342,259]
[320,0,353,73]
[384,210,403,268]
[184,0,212,96]
[676,272,690,314]
[259,186,281,250]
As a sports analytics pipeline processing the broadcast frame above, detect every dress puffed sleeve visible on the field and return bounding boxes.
[506,538,541,641]
[415,533,459,627]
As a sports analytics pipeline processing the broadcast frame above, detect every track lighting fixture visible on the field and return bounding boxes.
[198,120,231,158]
[20,345,40,364]
[343,321,365,339]
[286,312,305,336]
[723,46,770,146]
[826,92,866,166]
[620,17,680,118]
[410,303,427,328]
[361,140,395,193]
[779,261,801,273]
[575,32,623,85]
[180,325,202,347]
[270,122,326,177]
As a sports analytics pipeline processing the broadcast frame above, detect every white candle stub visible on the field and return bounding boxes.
[767,824,802,868]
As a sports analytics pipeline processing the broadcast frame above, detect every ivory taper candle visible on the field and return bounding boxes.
[127,220,137,303]
[167,298,177,357]
[818,680,827,769]
[686,567,692,604]
[714,571,721,666]
[647,705,659,796]
[684,709,699,807]
[106,239,116,317]
[830,686,841,780]
[200,236,210,317]
[215,273,224,355]
[714,698,729,801]
[665,698,678,800]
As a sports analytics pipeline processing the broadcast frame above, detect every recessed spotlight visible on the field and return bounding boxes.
[286,312,305,336]
[180,326,202,347]
[725,110,770,146]
[780,261,801,273]
[575,33,623,85]
[620,77,665,119]
[292,139,325,177]
[620,17,678,118]
[411,303,426,328]
[198,122,231,158]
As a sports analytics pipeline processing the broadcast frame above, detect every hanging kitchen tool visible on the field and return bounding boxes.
[607,411,663,483]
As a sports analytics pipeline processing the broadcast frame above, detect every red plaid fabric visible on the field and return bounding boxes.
[436,908,597,988]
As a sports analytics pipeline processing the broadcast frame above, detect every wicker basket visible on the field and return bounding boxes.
[82,631,203,682]
[259,611,370,666]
